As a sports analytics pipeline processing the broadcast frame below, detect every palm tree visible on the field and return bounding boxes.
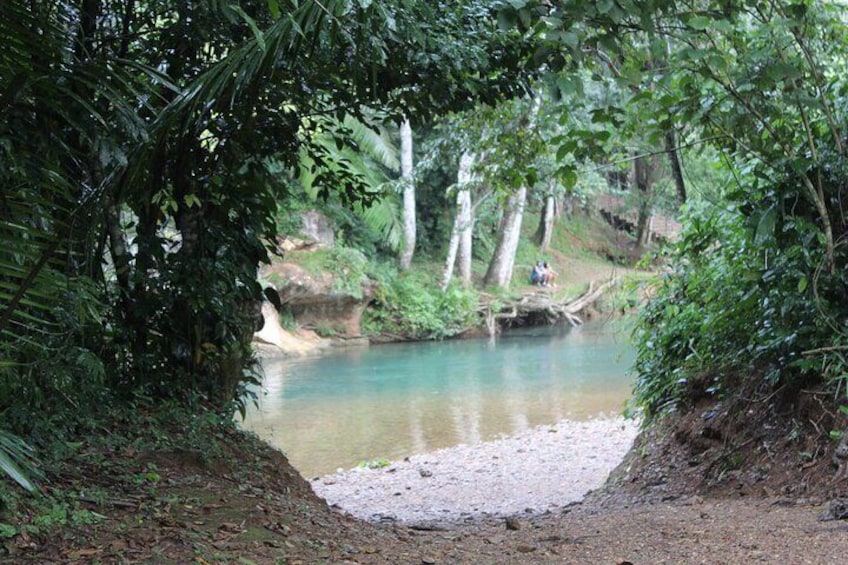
[297,113,405,252]
[0,0,126,491]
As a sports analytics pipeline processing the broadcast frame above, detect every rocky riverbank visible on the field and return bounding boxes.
[312,417,639,524]
[13,405,848,564]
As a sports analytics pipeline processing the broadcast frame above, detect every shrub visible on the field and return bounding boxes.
[364,269,479,340]
[632,202,830,418]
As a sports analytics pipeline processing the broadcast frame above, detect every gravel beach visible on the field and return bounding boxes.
[311,417,639,524]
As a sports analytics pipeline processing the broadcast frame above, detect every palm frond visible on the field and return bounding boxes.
[0,2,144,343]
[0,430,42,493]
[357,191,403,252]
[343,115,400,172]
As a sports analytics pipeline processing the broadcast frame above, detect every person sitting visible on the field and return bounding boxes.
[530,261,544,286]
[542,262,557,287]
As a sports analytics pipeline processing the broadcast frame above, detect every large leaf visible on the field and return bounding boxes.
[343,115,400,171]
[0,431,42,493]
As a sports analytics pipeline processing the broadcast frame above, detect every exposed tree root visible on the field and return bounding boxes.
[479,276,622,337]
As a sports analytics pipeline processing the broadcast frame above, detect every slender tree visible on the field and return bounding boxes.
[483,186,527,288]
[399,118,416,269]
[632,152,660,247]
[534,181,558,252]
[482,95,543,289]
[664,129,687,204]
[441,151,477,290]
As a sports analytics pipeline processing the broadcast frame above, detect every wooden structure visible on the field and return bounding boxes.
[596,194,682,242]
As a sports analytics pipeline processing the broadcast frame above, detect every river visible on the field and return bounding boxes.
[241,320,635,477]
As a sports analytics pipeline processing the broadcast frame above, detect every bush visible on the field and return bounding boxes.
[363,269,479,340]
[632,202,830,418]
[292,246,370,300]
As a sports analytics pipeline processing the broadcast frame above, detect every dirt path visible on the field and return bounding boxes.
[11,410,848,564]
[349,496,845,564]
[306,415,847,563]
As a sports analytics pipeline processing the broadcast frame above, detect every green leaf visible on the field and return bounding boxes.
[596,0,614,15]
[754,206,777,246]
[267,0,281,19]
[687,15,711,30]
[559,166,578,188]
[184,193,202,208]
[230,5,266,51]
[594,130,611,144]
[497,10,518,31]
[765,62,803,84]
[0,452,36,492]
[598,34,618,54]
[555,137,578,161]
[0,432,40,493]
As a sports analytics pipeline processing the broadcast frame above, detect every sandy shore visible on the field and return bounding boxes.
[311,417,639,524]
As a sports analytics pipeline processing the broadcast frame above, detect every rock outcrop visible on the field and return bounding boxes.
[255,259,372,355]
[253,301,326,356]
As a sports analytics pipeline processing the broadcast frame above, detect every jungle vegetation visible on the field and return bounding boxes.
[3,0,848,497]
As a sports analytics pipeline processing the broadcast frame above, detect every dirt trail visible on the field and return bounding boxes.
[11,377,848,564]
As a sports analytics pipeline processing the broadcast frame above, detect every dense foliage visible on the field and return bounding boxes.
[623,1,848,416]
[364,270,480,340]
[0,0,543,492]
[633,203,821,414]
[0,0,538,419]
[490,0,848,416]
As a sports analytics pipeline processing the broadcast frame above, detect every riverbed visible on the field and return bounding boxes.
[311,415,639,523]
[242,321,636,477]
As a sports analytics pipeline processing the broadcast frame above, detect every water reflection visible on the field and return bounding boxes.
[241,321,635,477]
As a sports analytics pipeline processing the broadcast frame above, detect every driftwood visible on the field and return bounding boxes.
[479,277,622,337]
[563,277,621,317]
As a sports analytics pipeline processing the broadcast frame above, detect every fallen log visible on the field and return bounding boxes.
[563,277,620,317]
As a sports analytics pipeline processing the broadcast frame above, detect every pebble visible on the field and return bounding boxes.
[505,517,522,530]
[312,417,639,524]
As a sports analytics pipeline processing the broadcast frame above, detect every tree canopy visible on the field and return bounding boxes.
[469,0,848,415]
[0,0,541,427]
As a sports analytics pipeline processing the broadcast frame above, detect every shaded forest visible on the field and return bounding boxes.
[4,2,848,559]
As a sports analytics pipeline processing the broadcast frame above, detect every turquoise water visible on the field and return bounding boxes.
[242,321,635,477]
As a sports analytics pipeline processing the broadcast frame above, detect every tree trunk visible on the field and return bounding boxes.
[634,153,657,246]
[399,118,416,270]
[483,185,527,288]
[104,192,131,298]
[665,129,686,204]
[534,186,557,251]
[441,222,460,291]
[483,96,539,288]
[441,152,475,290]
[457,188,473,286]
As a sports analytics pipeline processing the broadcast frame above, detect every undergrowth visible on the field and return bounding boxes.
[363,268,479,340]
[0,400,241,541]
[633,202,848,420]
